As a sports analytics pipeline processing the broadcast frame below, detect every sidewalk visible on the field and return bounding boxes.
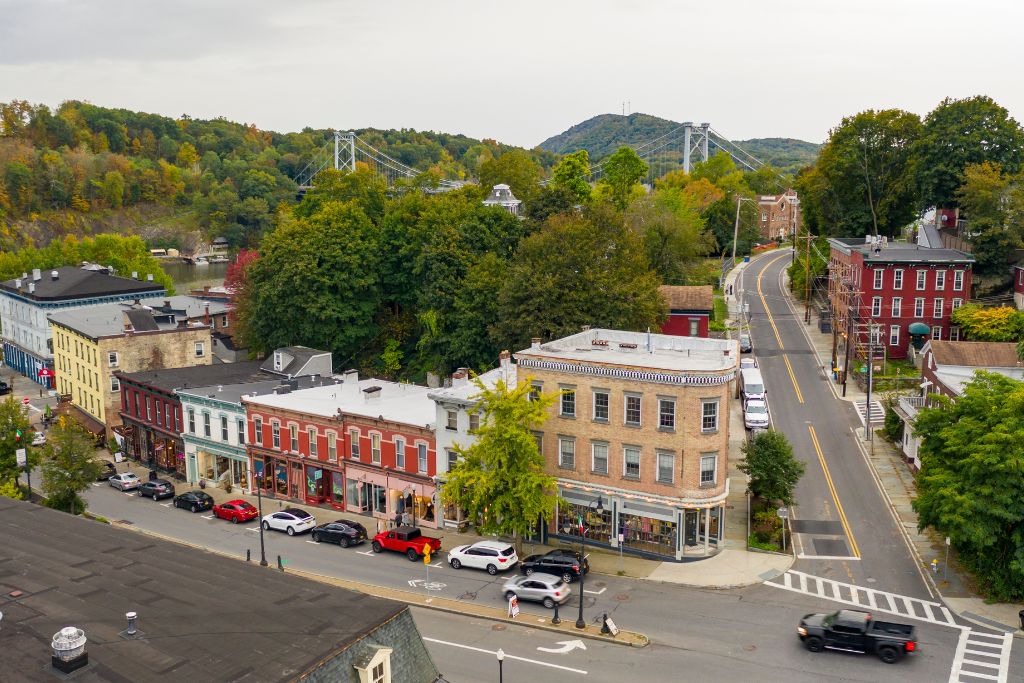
[777,269,1024,635]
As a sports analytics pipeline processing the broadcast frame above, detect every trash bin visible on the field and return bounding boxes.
[148,470,157,482]
[743,256,750,263]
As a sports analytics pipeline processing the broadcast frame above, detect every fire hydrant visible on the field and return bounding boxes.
[931,559,938,574]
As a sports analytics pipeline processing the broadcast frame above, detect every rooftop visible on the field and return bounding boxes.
[0,497,412,683]
[828,237,974,265]
[179,373,339,407]
[246,373,436,428]
[117,360,269,393]
[927,340,1024,368]
[514,328,738,373]
[482,183,521,206]
[428,361,517,406]
[0,264,165,303]
[933,367,1024,396]
[261,345,332,377]
[48,296,232,340]
[659,285,714,312]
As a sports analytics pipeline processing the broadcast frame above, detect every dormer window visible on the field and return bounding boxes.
[273,351,283,371]
[355,646,392,683]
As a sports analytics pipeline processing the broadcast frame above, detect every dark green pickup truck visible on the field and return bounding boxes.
[798,609,917,664]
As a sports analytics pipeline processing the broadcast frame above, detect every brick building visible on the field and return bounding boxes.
[758,189,800,242]
[513,329,738,561]
[658,285,713,338]
[1014,265,1024,311]
[827,236,974,362]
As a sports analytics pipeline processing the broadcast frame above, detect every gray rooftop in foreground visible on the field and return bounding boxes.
[48,296,232,339]
[179,372,340,406]
[0,497,409,683]
[828,237,974,264]
[514,328,738,373]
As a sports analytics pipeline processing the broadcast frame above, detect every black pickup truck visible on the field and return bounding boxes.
[798,609,917,663]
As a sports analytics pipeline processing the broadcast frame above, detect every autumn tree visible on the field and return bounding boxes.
[625,188,712,284]
[950,305,1024,342]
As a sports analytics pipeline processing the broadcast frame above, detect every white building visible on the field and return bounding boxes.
[482,183,522,216]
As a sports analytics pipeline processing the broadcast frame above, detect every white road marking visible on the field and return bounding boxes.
[423,637,587,675]
[161,503,173,508]
[536,639,587,654]
[356,550,376,556]
[582,587,606,595]
[949,629,1014,683]
[245,526,260,532]
[202,514,215,519]
[795,553,861,561]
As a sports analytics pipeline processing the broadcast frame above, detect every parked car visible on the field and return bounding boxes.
[798,609,917,664]
[172,490,215,513]
[739,357,757,370]
[743,399,770,430]
[138,479,175,500]
[371,526,442,561]
[0,380,11,395]
[311,520,368,547]
[108,472,141,491]
[212,499,259,524]
[94,460,118,482]
[739,333,752,353]
[447,540,518,575]
[31,432,46,447]
[502,573,572,609]
[262,508,316,536]
[520,548,589,583]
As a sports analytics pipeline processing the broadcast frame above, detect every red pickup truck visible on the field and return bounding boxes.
[371,526,442,561]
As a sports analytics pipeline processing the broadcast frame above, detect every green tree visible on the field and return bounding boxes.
[950,304,1024,342]
[40,419,102,515]
[101,171,125,208]
[550,150,592,204]
[598,146,648,210]
[913,372,1024,600]
[625,188,712,284]
[441,376,561,554]
[915,96,1024,209]
[447,252,505,371]
[478,150,543,204]
[0,397,33,487]
[495,208,665,349]
[176,141,200,168]
[738,431,805,505]
[955,163,1024,274]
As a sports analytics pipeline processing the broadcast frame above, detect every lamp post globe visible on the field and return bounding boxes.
[496,647,504,682]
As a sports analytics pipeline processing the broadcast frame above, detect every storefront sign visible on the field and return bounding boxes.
[507,595,520,618]
[16,448,26,467]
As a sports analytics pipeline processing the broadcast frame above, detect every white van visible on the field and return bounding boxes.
[740,368,766,402]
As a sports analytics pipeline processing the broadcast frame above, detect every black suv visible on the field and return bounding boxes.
[521,548,590,583]
[138,479,175,500]
[0,380,11,395]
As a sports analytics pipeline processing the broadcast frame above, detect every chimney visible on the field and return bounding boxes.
[499,350,511,377]
[32,268,41,281]
[51,270,59,281]
[530,337,541,350]
[164,299,171,309]
[363,386,382,403]
[341,369,360,399]
[581,325,590,332]
[22,271,28,280]
[14,278,21,289]
[125,612,138,637]
[204,303,210,326]
[146,273,153,281]
[132,271,138,279]
[452,368,468,388]
[27,282,35,294]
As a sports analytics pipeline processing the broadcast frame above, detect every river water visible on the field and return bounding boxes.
[161,260,229,294]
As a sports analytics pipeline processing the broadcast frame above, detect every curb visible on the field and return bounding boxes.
[107,520,649,648]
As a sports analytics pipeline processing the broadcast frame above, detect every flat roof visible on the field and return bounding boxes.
[246,377,436,428]
[0,265,165,303]
[117,360,268,393]
[180,373,339,406]
[514,328,738,373]
[0,497,407,683]
[428,363,517,405]
[828,237,974,264]
[48,296,231,339]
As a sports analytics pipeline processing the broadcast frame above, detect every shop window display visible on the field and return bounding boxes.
[557,501,612,543]
[620,512,676,557]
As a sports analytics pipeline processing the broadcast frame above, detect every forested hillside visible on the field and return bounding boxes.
[0,100,555,253]
[539,113,819,174]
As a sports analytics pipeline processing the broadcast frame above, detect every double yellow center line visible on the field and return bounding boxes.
[755,254,804,404]
[808,425,861,558]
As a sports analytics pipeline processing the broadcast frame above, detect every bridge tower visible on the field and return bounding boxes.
[681,122,711,173]
[333,131,357,173]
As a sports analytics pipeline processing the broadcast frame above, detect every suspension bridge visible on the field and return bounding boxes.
[294,122,776,190]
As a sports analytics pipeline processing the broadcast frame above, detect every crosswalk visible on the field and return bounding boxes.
[767,569,956,626]
[950,629,1013,682]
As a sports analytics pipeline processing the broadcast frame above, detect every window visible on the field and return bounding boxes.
[623,446,640,479]
[108,351,118,367]
[303,427,314,456]
[560,388,576,417]
[914,298,925,317]
[272,422,280,449]
[657,451,674,484]
[156,401,163,427]
[700,453,717,485]
[372,662,386,683]
[110,375,119,392]
[871,296,882,317]
[417,443,428,473]
[933,298,944,318]
[221,315,228,327]
[469,412,480,432]
[951,326,960,341]
[220,416,228,441]
[952,298,963,310]
[394,437,405,468]
[349,429,360,458]
[237,419,245,444]
[953,270,964,291]
[932,326,942,340]
[891,297,902,318]
[889,325,900,346]
[174,409,180,432]
[689,318,700,336]
[446,449,458,470]
[558,437,575,469]
[658,398,675,430]
[761,212,767,221]
[188,408,195,433]
[194,341,205,358]
[869,324,881,345]
[625,394,641,426]
[701,400,719,432]
[593,390,609,421]
[145,397,152,421]
[916,270,927,290]
[254,416,262,444]
[591,442,608,474]
[289,424,298,452]
[935,270,946,290]
[873,269,883,289]
[446,409,457,431]
[893,269,903,289]
[134,392,140,417]
[529,384,541,402]
[203,412,211,438]
[371,433,381,464]
[327,432,337,460]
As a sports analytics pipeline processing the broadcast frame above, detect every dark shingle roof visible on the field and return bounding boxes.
[0,265,164,302]
[0,498,417,683]
[117,360,270,392]
[659,285,714,312]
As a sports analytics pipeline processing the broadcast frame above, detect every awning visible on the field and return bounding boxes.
[60,404,107,438]
[908,322,931,335]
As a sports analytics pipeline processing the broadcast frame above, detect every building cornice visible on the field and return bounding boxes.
[557,477,729,509]
[516,357,733,387]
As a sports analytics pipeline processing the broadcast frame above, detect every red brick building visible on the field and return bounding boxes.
[758,190,800,242]
[1014,265,1024,311]
[658,285,713,338]
[827,237,974,360]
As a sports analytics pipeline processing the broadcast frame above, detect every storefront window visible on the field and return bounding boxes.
[373,484,387,516]
[331,471,345,505]
[274,461,288,495]
[620,512,676,557]
[290,461,301,498]
[707,507,721,542]
[346,478,365,511]
[557,501,612,543]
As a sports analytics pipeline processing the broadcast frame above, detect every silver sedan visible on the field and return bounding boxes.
[501,573,572,609]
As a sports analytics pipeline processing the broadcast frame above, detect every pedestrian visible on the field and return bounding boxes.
[393,511,402,528]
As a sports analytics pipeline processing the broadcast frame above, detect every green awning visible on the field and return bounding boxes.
[908,322,930,335]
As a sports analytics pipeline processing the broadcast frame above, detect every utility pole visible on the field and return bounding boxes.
[841,292,860,398]
[866,323,874,444]
[731,197,742,267]
[803,232,812,324]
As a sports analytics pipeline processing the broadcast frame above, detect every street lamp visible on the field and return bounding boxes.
[253,468,268,567]
[565,495,603,630]
[731,196,756,267]
[496,648,504,682]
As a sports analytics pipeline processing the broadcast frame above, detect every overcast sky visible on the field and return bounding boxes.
[1,0,1022,148]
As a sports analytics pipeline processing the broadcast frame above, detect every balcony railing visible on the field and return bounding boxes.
[898,395,927,417]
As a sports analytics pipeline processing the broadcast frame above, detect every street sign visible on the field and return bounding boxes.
[945,536,951,546]
[507,595,520,619]
[777,507,788,519]
[36,368,54,378]
[22,397,30,406]
[15,448,26,467]
[603,618,620,637]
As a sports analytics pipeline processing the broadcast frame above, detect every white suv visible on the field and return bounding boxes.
[447,540,518,575]
[744,399,770,430]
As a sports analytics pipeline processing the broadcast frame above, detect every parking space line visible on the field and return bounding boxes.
[245,527,260,532]
[161,503,173,508]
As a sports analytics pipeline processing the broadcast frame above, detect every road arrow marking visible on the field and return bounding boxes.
[357,550,376,556]
[537,639,587,655]
[408,579,446,590]
[245,526,260,532]
[202,514,215,519]
[582,587,606,595]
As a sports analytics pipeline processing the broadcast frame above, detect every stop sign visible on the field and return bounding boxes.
[22,397,30,406]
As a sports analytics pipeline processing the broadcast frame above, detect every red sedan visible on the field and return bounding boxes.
[212,499,259,524]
